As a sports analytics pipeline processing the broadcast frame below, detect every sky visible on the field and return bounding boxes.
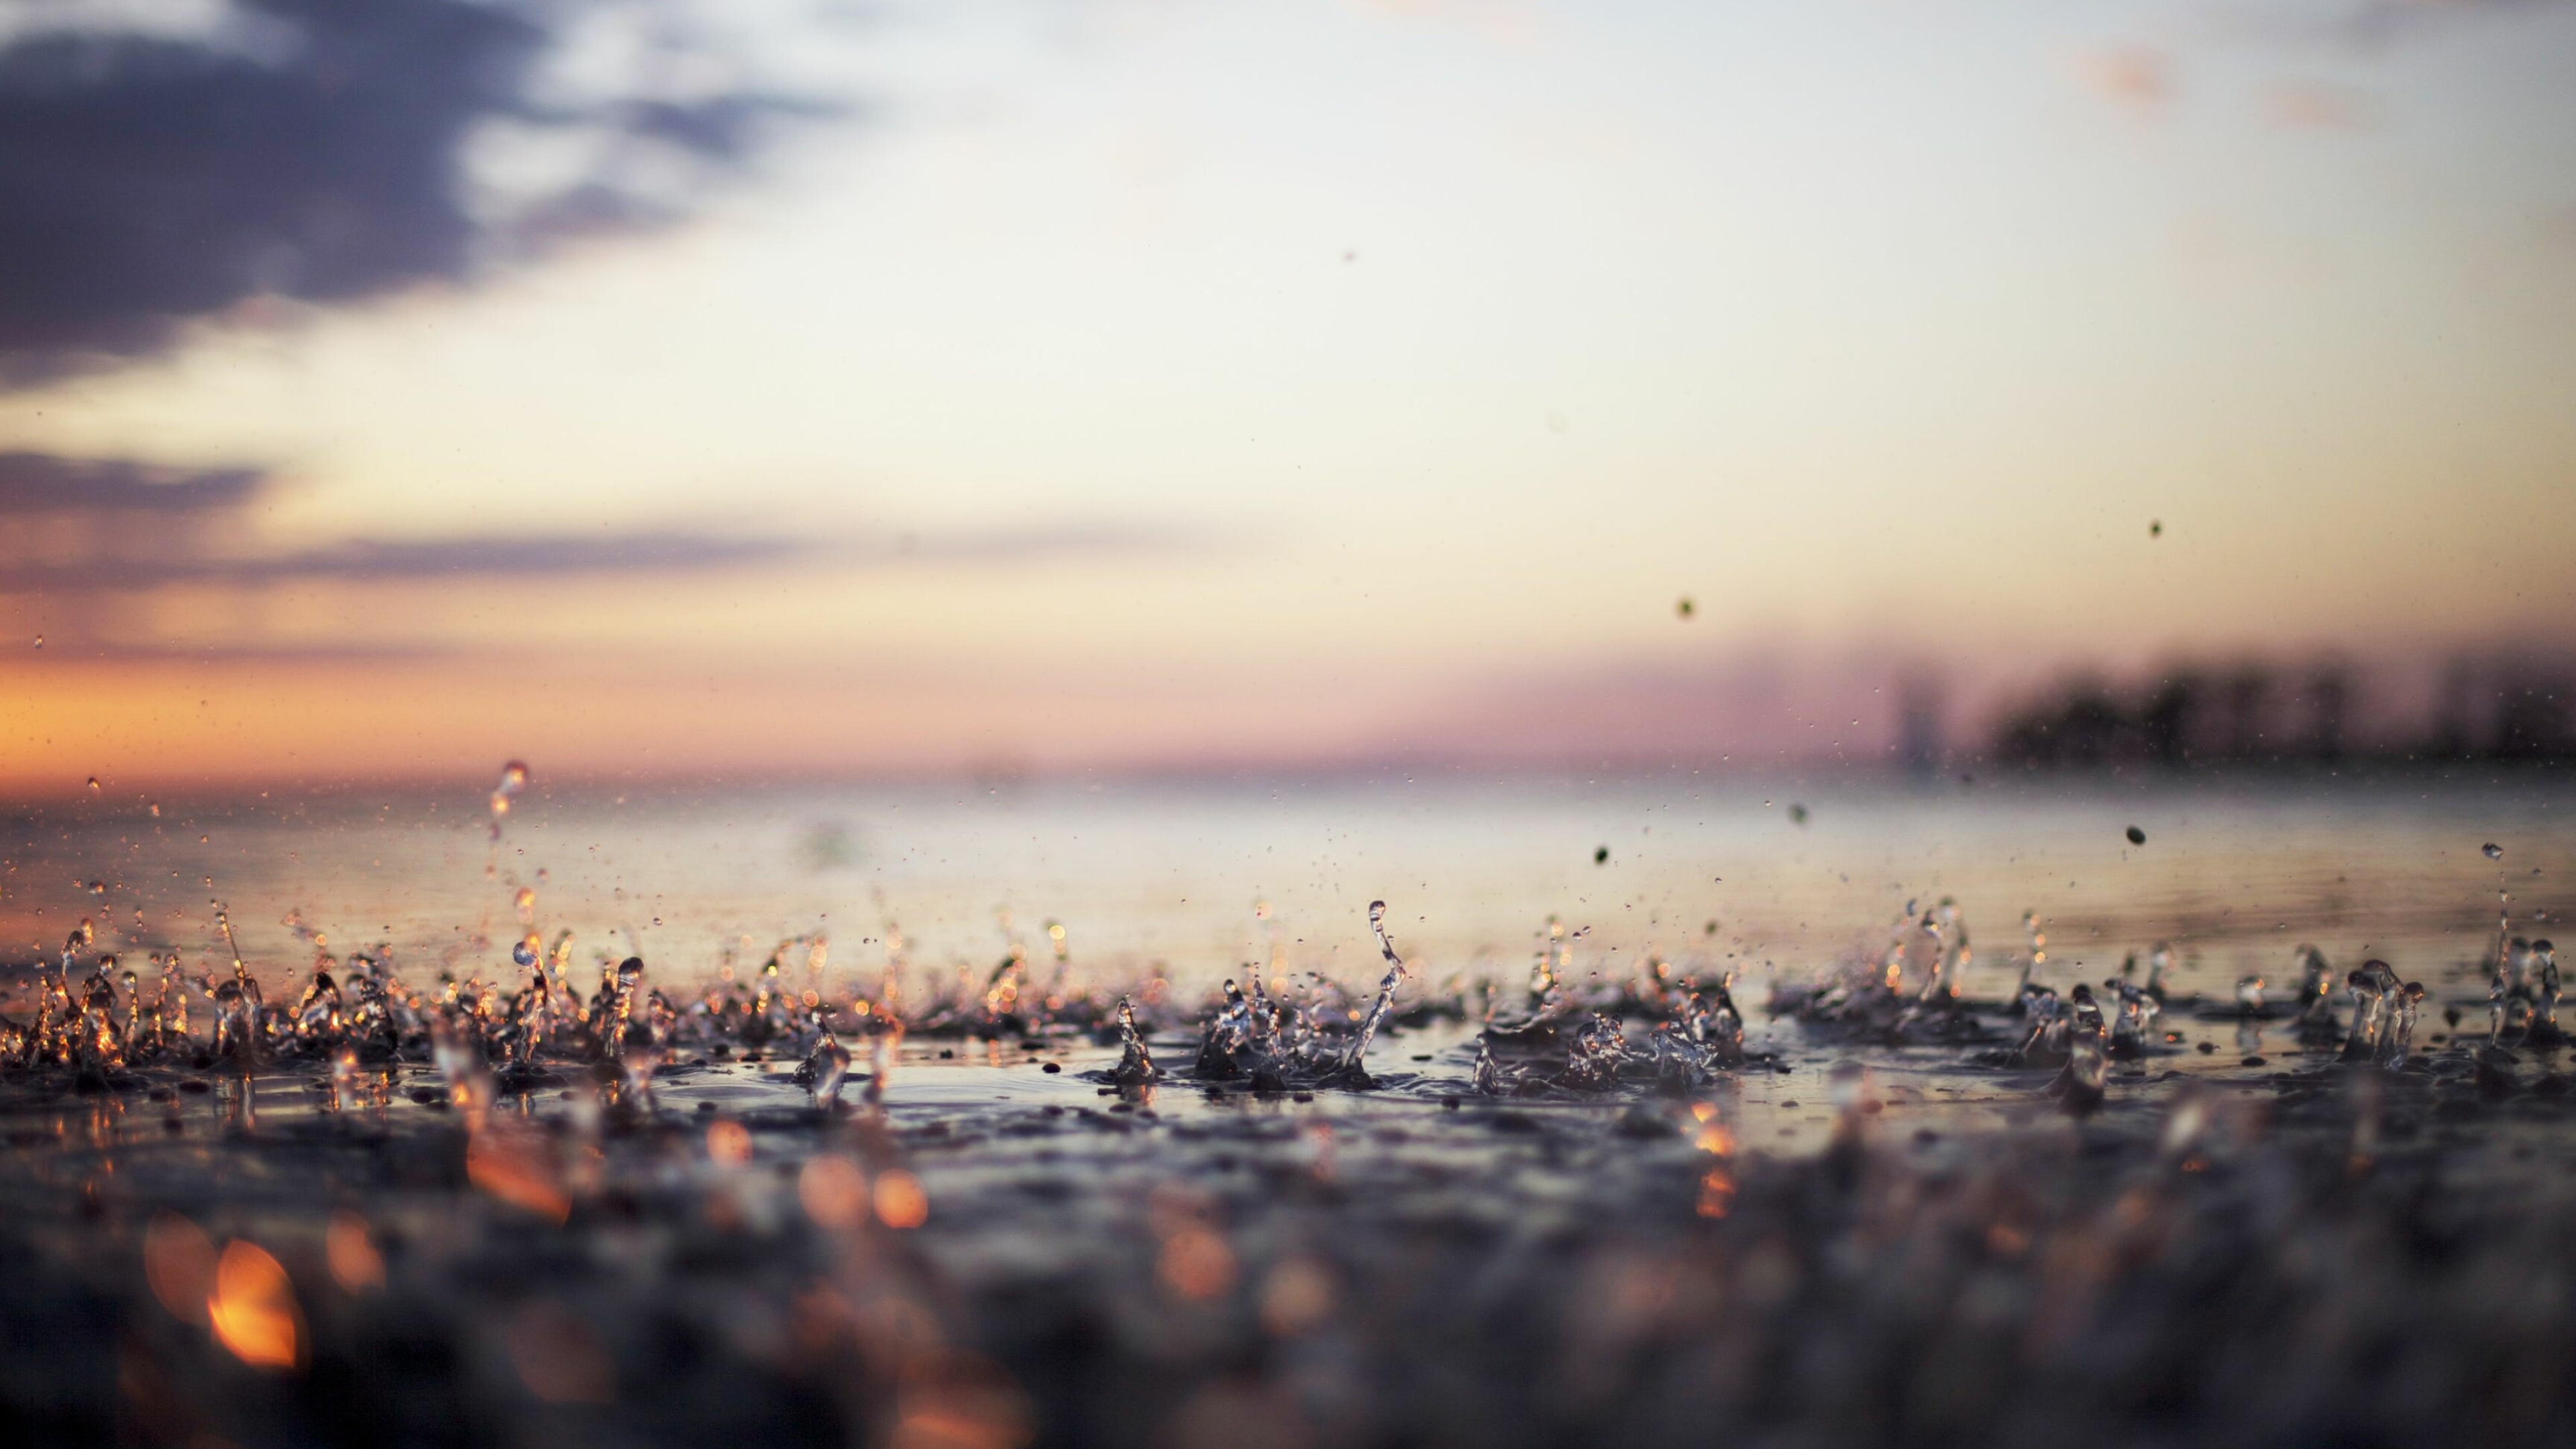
[1,0,2572,790]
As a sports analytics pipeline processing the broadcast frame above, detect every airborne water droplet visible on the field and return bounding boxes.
[488,761,531,838]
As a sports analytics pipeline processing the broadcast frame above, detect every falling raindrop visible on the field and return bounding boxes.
[488,760,530,839]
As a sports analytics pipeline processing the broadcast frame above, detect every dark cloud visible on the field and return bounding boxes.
[0,531,808,592]
[32,640,453,663]
[0,450,262,513]
[0,449,804,590]
[0,0,829,386]
[888,520,1203,566]
[0,443,1210,663]
[0,449,1198,596]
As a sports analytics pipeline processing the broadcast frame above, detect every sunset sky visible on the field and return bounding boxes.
[3,0,2573,790]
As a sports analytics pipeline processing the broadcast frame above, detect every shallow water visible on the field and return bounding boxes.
[3,767,2573,1446]
[10,767,2566,990]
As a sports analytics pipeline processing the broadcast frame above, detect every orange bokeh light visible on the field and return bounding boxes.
[468,1128,572,1224]
[142,1211,215,1325]
[874,1169,929,1230]
[208,1240,304,1371]
[326,1211,385,1293]
[799,1155,870,1230]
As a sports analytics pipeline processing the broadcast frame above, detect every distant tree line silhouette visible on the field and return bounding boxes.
[1986,655,2574,768]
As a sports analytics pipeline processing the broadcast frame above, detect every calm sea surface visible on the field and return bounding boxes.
[7,767,2566,1009]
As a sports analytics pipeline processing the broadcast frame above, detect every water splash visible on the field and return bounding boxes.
[1783,900,1980,1042]
[2104,975,2160,1059]
[2534,940,2563,1044]
[2047,984,2108,1116]
[2144,941,2174,1004]
[2292,944,2340,1038]
[2343,961,2398,1061]
[2383,979,2426,1069]
[796,1030,853,1104]
[1560,1013,1627,1091]
[2018,982,2070,1066]
[1109,997,1160,1085]
[614,957,662,1109]
[1194,979,1258,1079]
[1326,901,1409,1086]
[2008,909,2046,1013]
[330,1047,365,1111]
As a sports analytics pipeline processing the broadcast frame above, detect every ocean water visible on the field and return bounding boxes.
[8,767,2565,1006]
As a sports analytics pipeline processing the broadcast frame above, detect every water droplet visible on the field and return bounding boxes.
[488,761,530,838]
[1593,845,1610,865]
[2127,825,2147,845]
[85,777,99,792]
[1675,596,1695,620]
[2485,843,2505,861]
[1110,996,1159,1083]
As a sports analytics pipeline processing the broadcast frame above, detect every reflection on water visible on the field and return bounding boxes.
[5,770,2567,1005]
